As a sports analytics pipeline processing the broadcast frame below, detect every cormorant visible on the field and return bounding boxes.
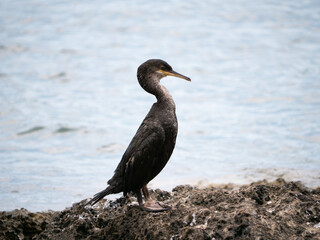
[86,59,190,212]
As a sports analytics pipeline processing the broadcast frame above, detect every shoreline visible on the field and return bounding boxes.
[1,178,319,239]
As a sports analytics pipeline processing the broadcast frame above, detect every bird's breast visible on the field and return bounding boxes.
[152,101,178,143]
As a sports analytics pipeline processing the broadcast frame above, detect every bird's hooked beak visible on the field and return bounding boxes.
[157,69,191,82]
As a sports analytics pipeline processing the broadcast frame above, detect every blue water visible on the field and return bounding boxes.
[1,0,319,211]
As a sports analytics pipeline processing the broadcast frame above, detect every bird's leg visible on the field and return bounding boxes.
[139,185,171,212]
[142,185,151,201]
[136,189,144,206]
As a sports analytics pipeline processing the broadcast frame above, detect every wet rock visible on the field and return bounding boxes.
[0,178,319,240]
[0,208,53,240]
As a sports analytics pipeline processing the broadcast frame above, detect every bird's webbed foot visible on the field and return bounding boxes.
[136,186,171,212]
[140,200,171,212]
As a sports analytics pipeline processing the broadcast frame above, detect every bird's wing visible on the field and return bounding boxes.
[86,119,164,205]
[121,118,166,195]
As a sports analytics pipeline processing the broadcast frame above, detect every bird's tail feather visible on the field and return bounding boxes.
[86,186,113,206]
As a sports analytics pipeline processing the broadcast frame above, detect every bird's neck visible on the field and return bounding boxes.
[139,75,175,109]
[156,85,175,108]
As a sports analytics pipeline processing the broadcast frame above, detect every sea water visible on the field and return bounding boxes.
[0,0,319,211]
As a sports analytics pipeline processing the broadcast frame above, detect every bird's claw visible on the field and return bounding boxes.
[140,200,171,212]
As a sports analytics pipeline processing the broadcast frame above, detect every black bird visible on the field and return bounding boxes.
[86,59,190,212]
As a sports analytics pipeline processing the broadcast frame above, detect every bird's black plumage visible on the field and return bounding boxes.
[86,59,190,211]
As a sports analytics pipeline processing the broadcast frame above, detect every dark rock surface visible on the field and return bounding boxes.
[1,178,320,240]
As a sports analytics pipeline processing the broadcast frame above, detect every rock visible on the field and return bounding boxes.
[0,208,53,240]
[0,178,319,239]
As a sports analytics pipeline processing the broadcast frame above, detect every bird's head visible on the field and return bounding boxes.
[137,59,191,83]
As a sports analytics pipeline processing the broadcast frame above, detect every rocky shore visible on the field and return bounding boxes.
[1,178,319,240]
